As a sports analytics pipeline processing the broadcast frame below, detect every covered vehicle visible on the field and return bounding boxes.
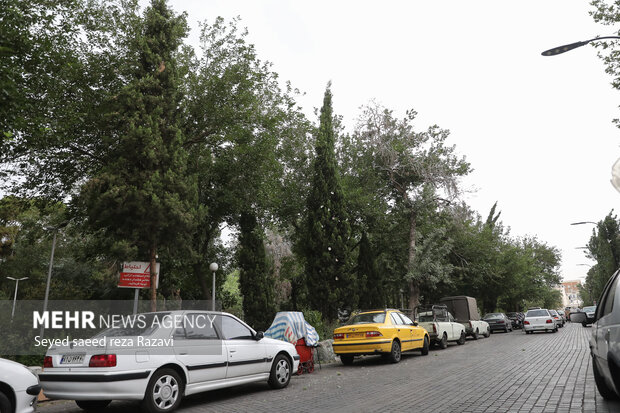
[264,312,319,374]
[332,309,429,365]
[440,296,490,339]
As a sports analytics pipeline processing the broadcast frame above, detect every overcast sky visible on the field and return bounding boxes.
[163,0,620,282]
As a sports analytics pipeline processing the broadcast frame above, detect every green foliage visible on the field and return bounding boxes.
[304,85,355,321]
[238,211,277,331]
[220,270,243,318]
[77,0,196,309]
[356,232,385,309]
[302,309,338,342]
[181,16,311,299]
[581,211,620,305]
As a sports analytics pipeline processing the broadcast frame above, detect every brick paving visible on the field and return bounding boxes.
[37,322,620,412]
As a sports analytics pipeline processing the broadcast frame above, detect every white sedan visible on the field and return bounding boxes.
[0,358,41,413]
[39,311,299,412]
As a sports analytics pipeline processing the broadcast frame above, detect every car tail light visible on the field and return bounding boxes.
[43,356,53,368]
[546,319,553,324]
[469,321,473,328]
[89,354,116,367]
[524,320,530,325]
[433,324,437,334]
[498,320,504,324]
[365,331,382,338]
[333,333,344,340]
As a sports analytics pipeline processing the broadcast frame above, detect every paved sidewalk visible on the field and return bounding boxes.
[38,322,620,412]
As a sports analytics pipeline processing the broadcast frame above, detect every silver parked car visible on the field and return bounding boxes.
[585,269,620,400]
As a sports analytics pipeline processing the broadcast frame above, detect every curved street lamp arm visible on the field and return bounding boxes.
[542,36,620,56]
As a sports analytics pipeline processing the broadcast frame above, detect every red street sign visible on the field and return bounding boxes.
[118,261,159,289]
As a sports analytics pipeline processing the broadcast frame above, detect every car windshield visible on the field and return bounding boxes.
[506,313,517,317]
[549,310,558,316]
[583,306,597,313]
[483,313,502,319]
[526,309,548,317]
[347,312,385,325]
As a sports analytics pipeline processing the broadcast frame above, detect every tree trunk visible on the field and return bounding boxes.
[194,263,210,299]
[150,245,157,312]
[407,208,419,310]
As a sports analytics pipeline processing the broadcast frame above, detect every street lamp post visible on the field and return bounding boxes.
[541,36,620,56]
[40,222,67,337]
[6,276,28,321]
[209,262,218,311]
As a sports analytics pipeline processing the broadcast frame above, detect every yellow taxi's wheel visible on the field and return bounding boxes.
[388,340,401,363]
[421,336,429,355]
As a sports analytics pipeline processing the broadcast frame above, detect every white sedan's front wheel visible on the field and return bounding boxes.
[142,368,184,413]
[268,354,292,389]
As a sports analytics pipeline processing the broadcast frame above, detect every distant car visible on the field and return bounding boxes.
[333,309,430,365]
[0,358,41,413]
[482,313,513,333]
[39,311,299,413]
[505,312,523,329]
[523,309,557,334]
[588,268,620,399]
[582,306,597,327]
[549,310,564,327]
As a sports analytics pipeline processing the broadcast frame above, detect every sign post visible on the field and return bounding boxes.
[118,262,160,314]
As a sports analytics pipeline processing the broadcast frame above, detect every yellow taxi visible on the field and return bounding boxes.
[332,309,430,365]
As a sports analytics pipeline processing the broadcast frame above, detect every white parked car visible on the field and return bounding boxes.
[415,305,467,348]
[39,311,299,412]
[523,309,557,334]
[0,358,41,413]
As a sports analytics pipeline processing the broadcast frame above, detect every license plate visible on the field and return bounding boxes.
[60,354,85,365]
[347,333,364,339]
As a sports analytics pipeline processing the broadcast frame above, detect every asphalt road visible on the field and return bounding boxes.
[37,322,620,413]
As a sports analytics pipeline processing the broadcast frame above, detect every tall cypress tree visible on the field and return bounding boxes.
[305,85,355,321]
[238,210,276,331]
[357,232,384,309]
[79,0,195,311]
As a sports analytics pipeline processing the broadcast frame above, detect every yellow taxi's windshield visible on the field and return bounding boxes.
[347,312,386,325]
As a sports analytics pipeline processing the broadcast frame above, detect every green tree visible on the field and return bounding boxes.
[1,0,142,198]
[304,85,355,321]
[581,211,620,305]
[356,232,385,309]
[238,211,276,330]
[351,102,470,310]
[181,17,311,299]
[78,0,195,311]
